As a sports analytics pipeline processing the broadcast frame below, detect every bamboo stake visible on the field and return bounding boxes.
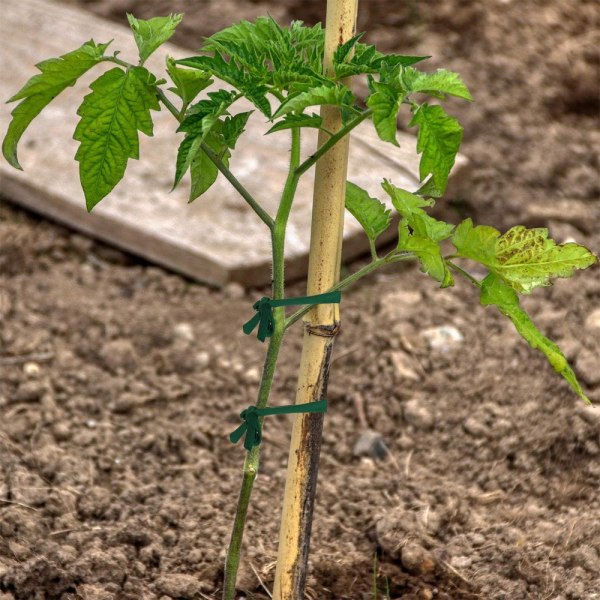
[272,1,358,597]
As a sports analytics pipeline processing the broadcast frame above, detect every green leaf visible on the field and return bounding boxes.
[453,220,598,293]
[127,13,182,64]
[174,90,239,188]
[273,85,354,118]
[402,68,472,101]
[366,81,404,145]
[398,222,453,287]
[2,40,109,170]
[333,33,365,65]
[189,131,230,202]
[345,182,391,242]
[416,176,444,198]
[480,273,590,403]
[410,103,463,193]
[452,219,499,265]
[381,180,454,242]
[265,113,323,135]
[222,111,252,149]
[74,66,160,210]
[334,40,427,79]
[166,57,212,104]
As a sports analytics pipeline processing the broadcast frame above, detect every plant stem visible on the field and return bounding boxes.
[447,260,481,287]
[295,108,372,177]
[284,251,414,329]
[222,323,284,600]
[154,87,275,230]
[222,128,301,600]
[200,142,275,230]
[273,1,359,597]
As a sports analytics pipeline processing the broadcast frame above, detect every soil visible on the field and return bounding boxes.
[1,1,599,599]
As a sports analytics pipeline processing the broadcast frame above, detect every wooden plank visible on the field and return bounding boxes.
[0,0,470,287]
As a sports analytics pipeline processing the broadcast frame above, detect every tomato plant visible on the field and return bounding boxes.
[3,1,596,597]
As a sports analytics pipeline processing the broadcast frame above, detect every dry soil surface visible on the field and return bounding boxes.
[1,1,599,599]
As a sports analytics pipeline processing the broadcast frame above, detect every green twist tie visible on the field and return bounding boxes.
[229,399,328,451]
[243,291,342,342]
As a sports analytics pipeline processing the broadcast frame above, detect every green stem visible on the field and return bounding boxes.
[273,127,302,298]
[295,108,372,177]
[447,260,481,287]
[200,142,275,230]
[154,87,275,230]
[222,128,301,600]
[222,325,284,600]
[284,250,414,329]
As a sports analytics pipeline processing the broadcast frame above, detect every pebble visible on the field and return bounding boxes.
[195,351,211,368]
[584,308,600,330]
[380,290,422,321]
[403,398,435,430]
[401,543,436,575]
[52,422,71,442]
[223,282,245,299]
[421,325,464,352]
[23,362,41,377]
[99,339,138,372]
[13,380,46,402]
[156,574,201,598]
[575,348,600,386]
[558,337,581,361]
[463,416,488,438]
[451,555,473,569]
[242,366,261,385]
[173,323,195,344]
[353,429,389,460]
[391,351,420,381]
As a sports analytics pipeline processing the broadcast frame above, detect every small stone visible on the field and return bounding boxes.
[242,366,261,385]
[353,429,389,460]
[575,403,600,425]
[13,380,46,402]
[52,422,71,442]
[195,351,211,368]
[391,351,420,381]
[79,263,96,285]
[111,393,142,414]
[156,574,201,598]
[463,416,488,437]
[419,589,434,600]
[403,398,435,430]
[401,543,436,576]
[173,322,195,344]
[421,325,464,352]
[380,290,423,321]
[451,555,473,569]
[223,282,245,299]
[558,338,581,361]
[585,308,600,330]
[99,339,138,372]
[23,362,41,377]
[575,348,600,386]
[573,545,600,574]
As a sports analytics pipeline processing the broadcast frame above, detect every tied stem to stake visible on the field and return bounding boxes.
[229,400,329,451]
[242,292,342,342]
[273,1,359,598]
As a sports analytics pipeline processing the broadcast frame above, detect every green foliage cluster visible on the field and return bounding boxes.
[2,14,597,402]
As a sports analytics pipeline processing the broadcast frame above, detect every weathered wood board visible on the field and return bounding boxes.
[0,0,470,287]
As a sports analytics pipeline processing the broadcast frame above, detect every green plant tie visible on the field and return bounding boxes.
[229,399,328,451]
[242,291,342,342]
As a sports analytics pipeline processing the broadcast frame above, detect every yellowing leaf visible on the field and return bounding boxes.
[454,220,597,293]
[480,274,590,403]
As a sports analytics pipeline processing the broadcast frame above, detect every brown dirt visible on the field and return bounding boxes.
[1,1,599,599]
